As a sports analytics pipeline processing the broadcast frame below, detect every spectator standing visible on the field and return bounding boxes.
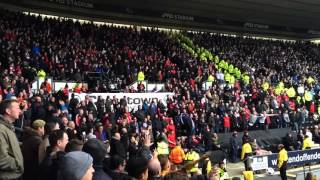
[39,129,69,180]
[58,151,95,180]
[0,100,24,180]
[22,119,46,180]
[83,139,112,180]
[229,131,239,163]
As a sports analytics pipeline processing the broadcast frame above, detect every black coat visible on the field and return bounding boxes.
[110,138,126,159]
[93,165,112,180]
[22,127,43,180]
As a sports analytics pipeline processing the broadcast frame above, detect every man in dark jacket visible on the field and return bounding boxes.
[22,119,45,180]
[0,100,24,180]
[110,132,126,159]
[282,133,296,151]
[203,125,213,151]
[39,129,68,180]
[109,155,130,180]
[229,131,239,162]
[83,138,112,180]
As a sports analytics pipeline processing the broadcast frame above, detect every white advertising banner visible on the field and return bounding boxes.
[250,156,269,171]
[71,92,174,111]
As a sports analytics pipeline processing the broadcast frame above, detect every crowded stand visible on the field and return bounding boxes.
[1,8,320,180]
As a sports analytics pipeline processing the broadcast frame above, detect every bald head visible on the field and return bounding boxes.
[148,158,161,177]
[114,133,121,140]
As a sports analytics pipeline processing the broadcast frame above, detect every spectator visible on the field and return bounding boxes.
[58,151,95,180]
[38,121,60,164]
[110,132,126,159]
[108,155,130,179]
[39,129,69,180]
[169,139,185,165]
[22,119,46,180]
[127,155,149,180]
[148,155,162,180]
[158,155,171,177]
[0,100,24,179]
[65,139,84,152]
[83,139,112,180]
[229,131,239,163]
[282,133,296,151]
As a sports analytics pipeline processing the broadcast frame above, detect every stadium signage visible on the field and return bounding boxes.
[48,0,94,8]
[244,22,269,29]
[161,13,194,21]
[71,92,174,110]
[251,148,320,171]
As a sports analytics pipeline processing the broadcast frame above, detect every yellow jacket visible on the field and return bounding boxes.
[241,143,252,160]
[243,171,254,180]
[137,71,145,81]
[185,150,200,173]
[157,141,169,155]
[302,137,313,150]
[277,148,288,168]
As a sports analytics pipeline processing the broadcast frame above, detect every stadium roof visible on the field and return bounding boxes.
[3,0,320,39]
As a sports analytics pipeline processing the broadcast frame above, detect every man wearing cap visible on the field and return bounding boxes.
[0,99,24,180]
[22,119,46,180]
[277,144,288,180]
[58,151,95,180]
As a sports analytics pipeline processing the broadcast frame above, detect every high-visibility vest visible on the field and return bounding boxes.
[228,64,234,74]
[307,77,315,85]
[37,69,46,80]
[169,146,185,164]
[229,75,235,85]
[302,137,313,150]
[242,75,250,85]
[287,87,296,98]
[243,171,254,180]
[137,71,145,81]
[277,148,288,168]
[185,151,200,173]
[225,73,231,82]
[208,75,215,82]
[241,143,252,160]
[304,91,313,102]
[157,141,169,155]
[262,82,269,92]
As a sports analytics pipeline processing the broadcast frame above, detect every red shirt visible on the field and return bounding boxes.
[167,133,176,148]
[310,102,315,113]
[224,116,231,128]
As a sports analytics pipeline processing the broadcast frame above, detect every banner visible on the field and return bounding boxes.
[71,92,174,111]
[251,148,320,171]
[269,148,320,168]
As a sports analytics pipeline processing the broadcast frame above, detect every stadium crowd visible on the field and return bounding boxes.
[1,8,320,180]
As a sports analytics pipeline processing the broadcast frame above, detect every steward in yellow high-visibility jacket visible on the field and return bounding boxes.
[208,75,215,82]
[37,69,46,80]
[157,141,169,155]
[137,71,145,81]
[229,75,235,85]
[277,144,288,180]
[241,141,252,171]
[184,149,200,174]
[302,135,313,150]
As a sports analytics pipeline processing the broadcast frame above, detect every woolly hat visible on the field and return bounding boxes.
[58,151,93,180]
